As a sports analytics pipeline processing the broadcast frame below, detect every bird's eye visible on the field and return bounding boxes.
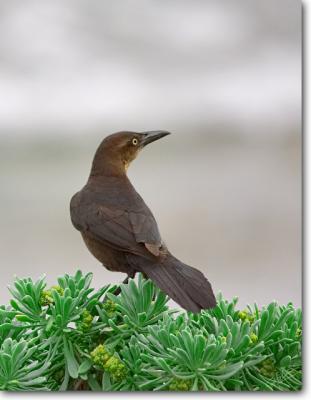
[132,138,138,146]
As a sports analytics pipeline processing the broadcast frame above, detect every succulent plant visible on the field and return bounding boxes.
[0,271,302,391]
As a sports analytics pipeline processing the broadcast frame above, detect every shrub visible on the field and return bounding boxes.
[0,271,302,391]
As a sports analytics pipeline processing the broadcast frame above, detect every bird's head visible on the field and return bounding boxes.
[90,131,171,177]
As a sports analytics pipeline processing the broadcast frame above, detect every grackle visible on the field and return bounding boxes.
[70,131,216,312]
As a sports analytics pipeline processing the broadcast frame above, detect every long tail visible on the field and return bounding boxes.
[126,253,216,313]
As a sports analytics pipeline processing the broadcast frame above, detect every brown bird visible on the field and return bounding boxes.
[70,131,216,312]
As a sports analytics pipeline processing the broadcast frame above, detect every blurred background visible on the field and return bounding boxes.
[0,0,301,307]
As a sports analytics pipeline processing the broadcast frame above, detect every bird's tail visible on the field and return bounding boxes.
[126,253,216,313]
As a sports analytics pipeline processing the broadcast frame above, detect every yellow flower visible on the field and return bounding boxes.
[40,286,64,306]
[104,356,127,381]
[77,310,93,331]
[250,333,258,344]
[259,358,276,378]
[103,300,117,318]
[238,310,255,324]
[169,379,192,391]
[91,344,111,368]
[90,344,127,382]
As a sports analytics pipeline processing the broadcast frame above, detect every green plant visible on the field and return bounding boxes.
[0,271,302,391]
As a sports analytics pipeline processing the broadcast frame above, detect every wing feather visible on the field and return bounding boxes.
[70,190,162,258]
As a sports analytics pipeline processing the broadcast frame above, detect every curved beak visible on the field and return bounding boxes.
[140,130,171,146]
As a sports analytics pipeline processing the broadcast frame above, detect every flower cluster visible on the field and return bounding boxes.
[238,310,256,324]
[102,299,117,318]
[40,286,64,306]
[91,344,127,382]
[76,310,93,331]
[259,358,276,378]
[296,328,302,338]
[250,333,258,344]
[169,379,192,391]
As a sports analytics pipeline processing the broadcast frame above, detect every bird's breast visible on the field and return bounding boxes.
[81,232,129,273]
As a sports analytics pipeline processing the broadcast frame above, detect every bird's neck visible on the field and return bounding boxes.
[89,151,128,179]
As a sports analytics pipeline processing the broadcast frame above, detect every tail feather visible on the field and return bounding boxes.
[126,253,216,313]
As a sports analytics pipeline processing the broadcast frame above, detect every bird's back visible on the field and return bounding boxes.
[70,175,163,256]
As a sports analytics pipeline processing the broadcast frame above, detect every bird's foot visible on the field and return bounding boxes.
[104,272,136,300]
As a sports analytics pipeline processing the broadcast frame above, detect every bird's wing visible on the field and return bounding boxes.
[70,191,162,258]
[128,211,162,256]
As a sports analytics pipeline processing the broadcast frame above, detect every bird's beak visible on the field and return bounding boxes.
[140,130,171,146]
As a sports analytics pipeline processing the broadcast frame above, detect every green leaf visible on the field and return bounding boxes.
[280,355,292,368]
[78,358,93,375]
[88,374,101,391]
[102,371,112,391]
[46,316,54,332]
[258,310,269,339]
[63,337,79,379]
[59,365,70,391]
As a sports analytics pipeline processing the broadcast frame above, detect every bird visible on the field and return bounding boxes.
[70,131,216,313]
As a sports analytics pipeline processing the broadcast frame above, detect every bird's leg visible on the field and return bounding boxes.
[113,271,136,296]
[104,271,136,301]
[112,276,129,297]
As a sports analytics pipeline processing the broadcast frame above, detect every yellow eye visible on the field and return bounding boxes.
[132,138,138,146]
